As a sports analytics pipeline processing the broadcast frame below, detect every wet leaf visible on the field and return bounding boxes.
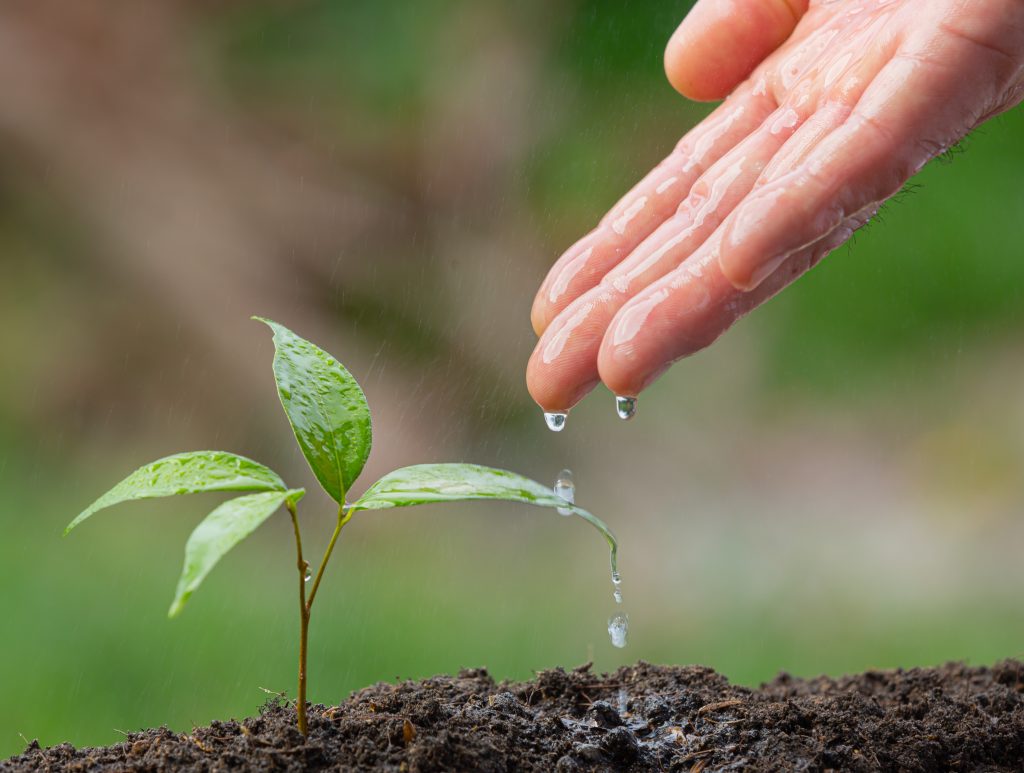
[351,463,617,568]
[168,489,305,617]
[65,451,287,535]
[255,317,371,503]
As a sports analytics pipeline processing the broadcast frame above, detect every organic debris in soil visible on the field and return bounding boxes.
[5,660,1024,772]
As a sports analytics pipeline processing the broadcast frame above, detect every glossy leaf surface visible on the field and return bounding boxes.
[169,489,305,617]
[351,463,618,569]
[256,317,371,503]
[66,451,287,535]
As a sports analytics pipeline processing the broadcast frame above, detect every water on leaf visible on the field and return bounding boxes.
[553,469,574,516]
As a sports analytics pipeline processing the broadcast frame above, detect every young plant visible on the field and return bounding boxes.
[66,317,617,736]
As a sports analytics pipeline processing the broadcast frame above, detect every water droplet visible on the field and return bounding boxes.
[608,613,629,648]
[544,412,568,432]
[553,469,575,516]
[304,567,312,583]
[615,396,637,421]
[617,687,629,715]
[611,570,623,603]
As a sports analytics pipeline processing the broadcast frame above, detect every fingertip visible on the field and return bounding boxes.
[526,352,599,413]
[664,23,732,102]
[665,0,807,101]
[596,293,670,398]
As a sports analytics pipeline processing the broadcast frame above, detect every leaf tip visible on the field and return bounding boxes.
[168,586,191,618]
[63,512,87,536]
[251,316,279,330]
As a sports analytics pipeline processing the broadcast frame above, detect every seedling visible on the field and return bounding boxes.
[66,318,617,735]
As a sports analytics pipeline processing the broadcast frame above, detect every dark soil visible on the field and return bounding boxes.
[6,660,1024,772]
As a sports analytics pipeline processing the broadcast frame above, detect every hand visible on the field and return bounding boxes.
[527,0,1024,415]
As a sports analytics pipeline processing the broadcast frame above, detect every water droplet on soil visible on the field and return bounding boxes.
[615,396,637,421]
[553,469,575,516]
[543,411,568,432]
[608,613,629,648]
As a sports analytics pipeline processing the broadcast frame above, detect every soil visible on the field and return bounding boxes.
[5,660,1023,772]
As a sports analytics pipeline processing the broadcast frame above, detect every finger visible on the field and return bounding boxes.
[719,30,1007,291]
[757,17,898,183]
[531,88,777,336]
[596,224,860,398]
[665,0,809,101]
[530,26,898,411]
[527,97,817,412]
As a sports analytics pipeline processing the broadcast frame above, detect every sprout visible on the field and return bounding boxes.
[66,317,618,735]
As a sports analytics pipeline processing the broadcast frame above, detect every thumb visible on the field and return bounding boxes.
[665,0,809,101]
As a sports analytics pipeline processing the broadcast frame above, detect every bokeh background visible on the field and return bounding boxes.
[3,0,1024,756]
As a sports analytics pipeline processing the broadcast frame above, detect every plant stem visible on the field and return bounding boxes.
[288,499,352,737]
[288,500,310,737]
[306,502,352,610]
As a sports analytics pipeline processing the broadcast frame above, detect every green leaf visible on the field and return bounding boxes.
[66,451,288,535]
[255,317,372,503]
[169,489,305,617]
[351,463,618,572]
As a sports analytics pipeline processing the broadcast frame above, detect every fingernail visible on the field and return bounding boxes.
[720,250,791,292]
[747,252,791,290]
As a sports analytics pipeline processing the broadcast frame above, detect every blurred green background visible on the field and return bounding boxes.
[2,0,1024,757]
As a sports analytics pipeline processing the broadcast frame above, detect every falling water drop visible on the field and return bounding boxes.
[608,613,629,648]
[553,469,575,516]
[543,411,568,432]
[615,396,637,421]
[611,570,623,604]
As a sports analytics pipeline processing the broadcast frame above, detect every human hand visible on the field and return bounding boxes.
[527,0,1024,420]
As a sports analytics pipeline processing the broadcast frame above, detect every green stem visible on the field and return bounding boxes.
[306,502,352,611]
[288,500,310,737]
[288,499,353,737]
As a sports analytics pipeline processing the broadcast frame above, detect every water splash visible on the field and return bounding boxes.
[543,411,568,432]
[608,613,629,648]
[615,396,637,421]
[553,469,575,516]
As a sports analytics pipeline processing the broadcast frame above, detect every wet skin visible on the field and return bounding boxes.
[528,0,1024,412]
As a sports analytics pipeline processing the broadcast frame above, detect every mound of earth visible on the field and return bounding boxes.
[5,660,1023,771]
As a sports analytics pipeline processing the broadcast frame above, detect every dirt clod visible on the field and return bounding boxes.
[4,660,1023,771]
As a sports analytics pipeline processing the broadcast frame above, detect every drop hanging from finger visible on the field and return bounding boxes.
[615,396,637,421]
[543,411,568,432]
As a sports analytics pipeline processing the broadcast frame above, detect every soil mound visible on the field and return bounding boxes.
[5,660,1023,771]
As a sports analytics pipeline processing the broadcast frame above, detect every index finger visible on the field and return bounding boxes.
[531,88,777,336]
